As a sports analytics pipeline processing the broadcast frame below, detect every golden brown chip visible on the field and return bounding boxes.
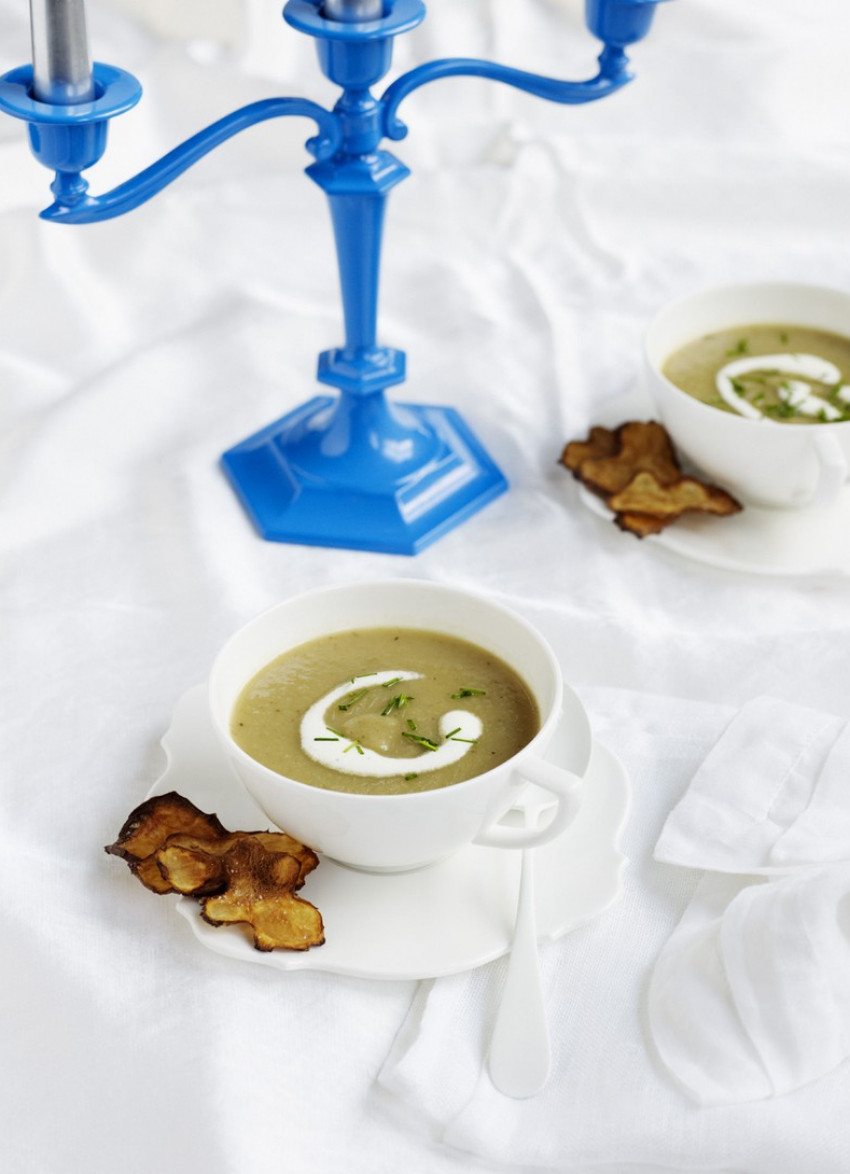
[200,839,325,952]
[129,855,178,895]
[560,425,620,473]
[613,511,669,538]
[608,470,742,521]
[105,792,228,863]
[561,419,743,538]
[155,842,228,896]
[578,421,682,496]
[107,791,325,950]
[156,830,319,894]
[105,792,229,893]
[250,831,320,887]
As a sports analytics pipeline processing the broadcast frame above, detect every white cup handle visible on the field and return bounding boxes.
[473,755,583,850]
[806,432,848,509]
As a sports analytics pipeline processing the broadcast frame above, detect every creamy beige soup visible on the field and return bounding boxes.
[662,324,850,424]
[231,628,540,795]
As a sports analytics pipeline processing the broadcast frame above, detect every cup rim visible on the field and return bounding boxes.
[645,279,850,433]
[208,579,590,806]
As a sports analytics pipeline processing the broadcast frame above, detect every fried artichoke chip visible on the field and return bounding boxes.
[200,839,325,952]
[560,425,619,473]
[614,511,669,539]
[249,832,319,886]
[155,842,227,896]
[561,419,743,538]
[105,792,228,893]
[156,830,319,894]
[131,855,179,895]
[108,791,325,950]
[577,421,682,496]
[608,470,742,521]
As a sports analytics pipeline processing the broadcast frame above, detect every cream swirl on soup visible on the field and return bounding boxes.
[716,353,850,421]
[662,324,850,424]
[300,670,482,778]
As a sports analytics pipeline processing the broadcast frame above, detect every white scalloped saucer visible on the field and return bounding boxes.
[579,483,850,578]
[146,685,630,981]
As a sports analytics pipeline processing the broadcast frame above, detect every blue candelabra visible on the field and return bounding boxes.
[0,0,666,554]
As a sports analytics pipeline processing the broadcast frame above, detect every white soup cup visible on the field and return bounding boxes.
[645,282,850,510]
[208,579,591,872]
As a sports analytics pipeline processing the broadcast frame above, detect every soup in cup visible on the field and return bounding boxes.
[645,282,850,510]
[208,580,591,872]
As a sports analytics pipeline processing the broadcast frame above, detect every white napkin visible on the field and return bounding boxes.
[655,697,850,873]
[649,698,850,1106]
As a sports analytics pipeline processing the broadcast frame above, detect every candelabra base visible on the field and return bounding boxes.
[221,396,508,555]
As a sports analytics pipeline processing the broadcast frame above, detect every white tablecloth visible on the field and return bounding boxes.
[3,1,850,1170]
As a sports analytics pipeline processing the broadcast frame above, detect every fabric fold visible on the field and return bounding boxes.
[650,868,850,1105]
[655,697,848,874]
[649,697,850,1106]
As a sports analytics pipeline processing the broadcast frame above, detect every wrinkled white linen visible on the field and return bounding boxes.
[648,700,850,1106]
[4,0,850,1172]
[655,698,850,873]
[650,866,850,1106]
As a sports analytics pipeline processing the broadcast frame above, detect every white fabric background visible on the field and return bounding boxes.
[2,0,850,1171]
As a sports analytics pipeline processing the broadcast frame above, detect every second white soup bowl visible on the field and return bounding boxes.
[645,281,850,510]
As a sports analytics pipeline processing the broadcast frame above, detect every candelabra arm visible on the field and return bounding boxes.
[380,46,631,140]
[0,65,341,224]
[37,95,340,223]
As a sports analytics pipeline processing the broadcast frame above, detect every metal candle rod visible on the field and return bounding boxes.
[29,0,94,103]
[323,0,385,20]
[0,0,669,554]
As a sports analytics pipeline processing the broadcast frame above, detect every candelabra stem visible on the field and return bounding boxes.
[322,171,396,356]
[329,188,381,352]
[222,139,506,551]
[307,146,407,382]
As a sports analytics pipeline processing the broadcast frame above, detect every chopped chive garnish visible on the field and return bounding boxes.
[450,687,486,699]
[445,727,462,739]
[402,732,439,752]
[380,692,414,716]
[404,773,419,781]
[406,718,417,731]
[326,726,344,737]
[382,676,403,689]
[343,740,364,755]
[313,736,339,742]
[450,736,478,744]
[338,688,368,711]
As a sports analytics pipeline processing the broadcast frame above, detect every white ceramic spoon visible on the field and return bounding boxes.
[487,788,552,1098]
